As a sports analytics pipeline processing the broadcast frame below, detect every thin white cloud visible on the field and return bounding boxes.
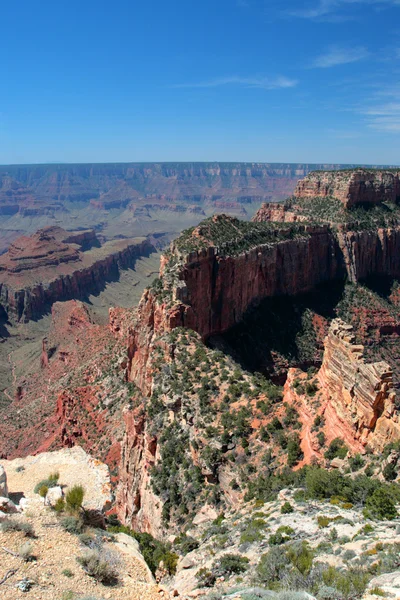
[361,101,400,131]
[312,45,369,67]
[287,0,400,20]
[172,76,298,90]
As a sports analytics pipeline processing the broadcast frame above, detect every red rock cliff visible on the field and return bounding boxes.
[319,319,400,450]
[294,169,400,208]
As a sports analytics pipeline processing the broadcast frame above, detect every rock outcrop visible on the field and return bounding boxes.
[2,446,113,512]
[294,169,400,208]
[319,319,400,449]
[0,226,154,321]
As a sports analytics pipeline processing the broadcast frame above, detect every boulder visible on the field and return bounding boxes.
[364,571,400,599]
[192,505,218,526]
[45,485,63,507]
[112,532,154,583]
[0,465,7,497]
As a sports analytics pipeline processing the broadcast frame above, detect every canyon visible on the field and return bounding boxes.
[1,168,400,554]
[0,162,390,256]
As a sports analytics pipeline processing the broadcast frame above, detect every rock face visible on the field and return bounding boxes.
[172,226,341,338]
[294,169,400,208]
[117,407,163,536]
[319,319,400,449]
[0,226,154,321]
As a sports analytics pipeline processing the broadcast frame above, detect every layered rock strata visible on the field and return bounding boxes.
[319,319,400,449]
[295,169,400,208]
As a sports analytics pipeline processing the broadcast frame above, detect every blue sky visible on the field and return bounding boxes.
[1,0,400,164]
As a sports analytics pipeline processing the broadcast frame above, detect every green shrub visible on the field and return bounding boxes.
[305,381,318,396]
[53,497,65,513]
[66,485,85,513]
[349,454,365,472]
[267,417,283,433]
[269,531,289,546]
[33,472,59,494]
[324,438,348,461]
[173,533,199,555]
[317,516,331,528]
[38,485,48,501]
[214,553,249,576]
[287,435,303,467]
[62,569,74,578]
[286,541,314,575]
[61,516,84,534]
[369,588,386,597]
[383,462,397,482]
[365,488,398,520]
[281,501,294,514]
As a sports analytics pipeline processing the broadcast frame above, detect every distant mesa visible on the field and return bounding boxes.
[294,168,400,208]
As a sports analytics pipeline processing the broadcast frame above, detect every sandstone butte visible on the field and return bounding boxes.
[294,168,400,208]
[2,169,400,539]
[0,225,154,321]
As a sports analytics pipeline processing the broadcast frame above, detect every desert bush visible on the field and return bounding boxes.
[65,485,85,513]
[62,568,74,578]
[61,516,84,534]
[77,549,119,584]
[1,519,35,537]
[324,438,348,461]
[349,454,365,472]
[78,532,96,547]
[365,488,397,520]
[213,553,249,576]
[383,462,397,482]
[321,565,370,599]
[196,567,217,587]
[38,485,48,502]
[317,516,331,529]
[33,472,59,494]
[53,497,65,513]
[287,435,303,467]
[19,541,35,561]
[281,501,294,514]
